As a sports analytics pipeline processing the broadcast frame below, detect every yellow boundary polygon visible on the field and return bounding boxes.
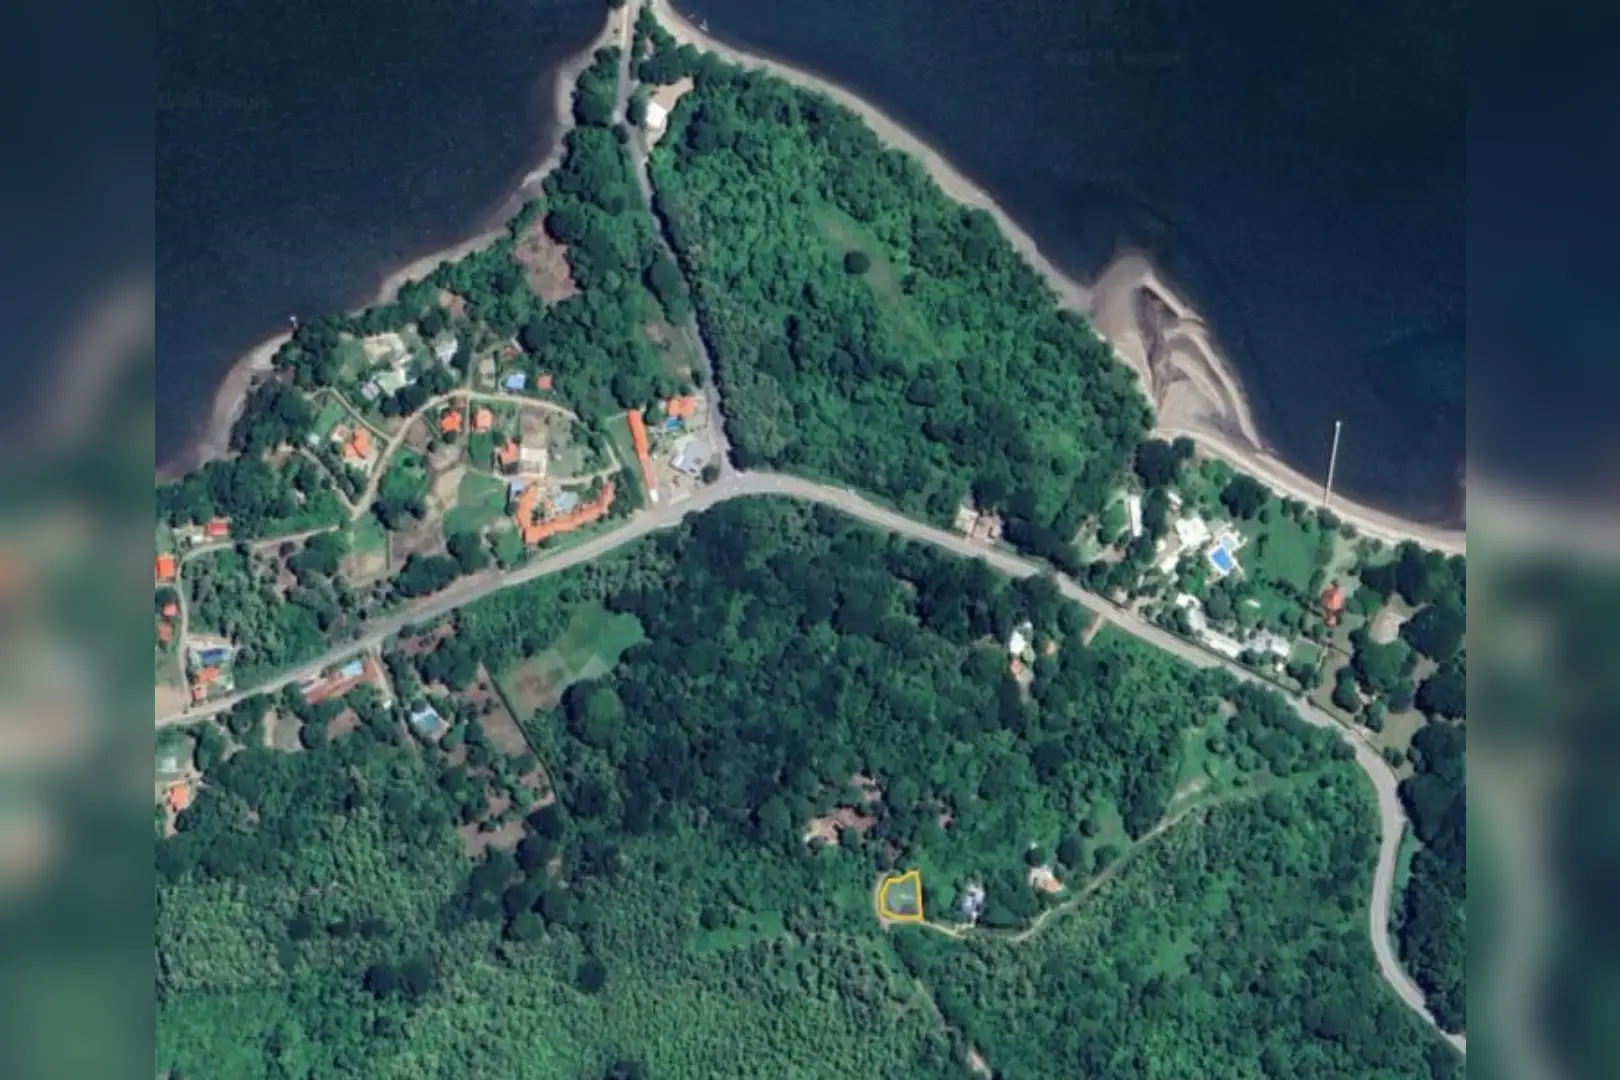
[877,869,926,923]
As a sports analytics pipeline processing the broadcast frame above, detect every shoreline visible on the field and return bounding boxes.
[158,7,629,482]
[647,0,1464,553]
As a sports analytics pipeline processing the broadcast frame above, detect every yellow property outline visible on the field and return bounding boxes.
[877,869,926,923]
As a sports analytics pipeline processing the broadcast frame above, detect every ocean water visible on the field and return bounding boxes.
[674,0,1466,523]
[156,0,602,467]
[157,0,1464,523]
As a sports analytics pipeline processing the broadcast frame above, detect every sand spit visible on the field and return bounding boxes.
[647,0,1464,554]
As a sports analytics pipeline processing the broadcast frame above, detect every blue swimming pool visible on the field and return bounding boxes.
[1209,545,1236,574]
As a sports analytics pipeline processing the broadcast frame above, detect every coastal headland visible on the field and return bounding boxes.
[164,0,1464,554]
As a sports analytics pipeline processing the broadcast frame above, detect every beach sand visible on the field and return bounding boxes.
[162,5,635,481]
[166,0,1465,554]
[647,0,1465,553]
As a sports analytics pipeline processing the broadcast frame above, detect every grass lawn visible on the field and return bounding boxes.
[442,471,509,539]
[347,515,387,556]
[309,398,348,443]
[1239,511,1327,593]
[490,524,527,569]
[602,413,647,509]
[501,604,646,716]
[815,206,931,358]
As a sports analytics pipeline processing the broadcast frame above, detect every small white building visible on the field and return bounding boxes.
[433,336,459,365]
[1174,514,1211,550]
[1200,629,1245,660]
[1007,620,1035,660]
[1125,494,1143,539]
[1173,593,1208,633]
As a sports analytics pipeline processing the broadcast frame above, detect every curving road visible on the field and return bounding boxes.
[157,467,1461,1052]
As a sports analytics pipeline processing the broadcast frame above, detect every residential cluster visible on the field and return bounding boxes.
[298,654,392,707]
[627,393,714,505]
[953,502,1005,545]
[186,638,237,704]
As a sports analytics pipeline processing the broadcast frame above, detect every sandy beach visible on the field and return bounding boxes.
[162,5,634,481]
[646,0,1465,554]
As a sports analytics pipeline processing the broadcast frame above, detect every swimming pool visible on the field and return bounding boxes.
[1208,545,1237,575]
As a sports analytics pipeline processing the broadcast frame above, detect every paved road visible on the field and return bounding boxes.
[155,467,1461,1052]
[619,0,735,479]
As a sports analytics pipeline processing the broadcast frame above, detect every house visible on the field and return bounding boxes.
[165,781,194,814]
[439,408,463,436]
[514,482,616,546]
[518,444,549,473]
[157,622,173,645]
[1027,865,1065,894]
[503,372,527,392]
[341,426,373,464]
[434,336,459,365]
[642,76,694,142]
[536,373,554,391]
[190,665,221,702]
[969,512,1004,544]
[472,407,494,433]
[161,601,179,618]
[1199,629,1244,660]
[671,434,709,477]
[1125,494,1144,539]
[1173,514,1211,550]
[496,440,521,472]
[1173,593,1208,633]
[360,380,382,401]
[627,409,658,502]
[205,518,230,540]
[1006,620,1035,660]
[409,703,448,740]
[665,395,699,422]
[958,882,987,924]
[154,554,177,584]
[954,503,980,536]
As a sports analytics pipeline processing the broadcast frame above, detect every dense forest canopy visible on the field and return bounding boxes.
[645,53,1151,561]
[157,500,1454,1077]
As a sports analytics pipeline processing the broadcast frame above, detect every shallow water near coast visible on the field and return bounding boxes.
[673,0,1465,523]
[158,0,1464,525]
[156,0,602,466]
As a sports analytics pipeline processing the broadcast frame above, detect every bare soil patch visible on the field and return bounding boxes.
[514,217,580,304]
[1371,607,1408,645]
[327,708,360,741]
[437,289,467,318]
[343,545,391,587]
[804,807,877,846]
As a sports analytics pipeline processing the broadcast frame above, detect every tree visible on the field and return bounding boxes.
[447,531,490,575]
[1332,669,1361,712]
[1415,661,1466,719]
[1400,600,1465,661]
[700,462,721,484]
[1133,438,1187,488]
[576,957,609,994]
[1220,475,1268,520]
[843,250,871,275]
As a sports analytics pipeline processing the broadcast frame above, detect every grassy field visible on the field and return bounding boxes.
[684,909,788,955]
[310,397,348,443]
[442,471,509,539]
[1239,512,1328,592]
[501,604,646,716]
[602,412,647,510]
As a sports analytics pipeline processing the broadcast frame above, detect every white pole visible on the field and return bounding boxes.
[1322,420,1343,511]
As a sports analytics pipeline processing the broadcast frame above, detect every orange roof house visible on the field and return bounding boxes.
[165,782,194,814]
[162,601,180,618]
[439,408,463,435]
[343,426,373,462]
[157,622,173,645]
[1321,581,1347,627]
[626,409,658,498]
[537,373,554,391]
[472,407,494,433]
[514,482,616,546]
[155,554,177,584]
[205,518,230,539]
[665,395,699,420]
[496,440,521,469]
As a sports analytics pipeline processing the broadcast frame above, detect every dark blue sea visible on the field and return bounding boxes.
[158,0,1464,524]
[156,0,602,467]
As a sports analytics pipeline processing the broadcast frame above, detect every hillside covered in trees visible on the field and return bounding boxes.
[643,42,1150,562]
[157,500,1455,1078]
